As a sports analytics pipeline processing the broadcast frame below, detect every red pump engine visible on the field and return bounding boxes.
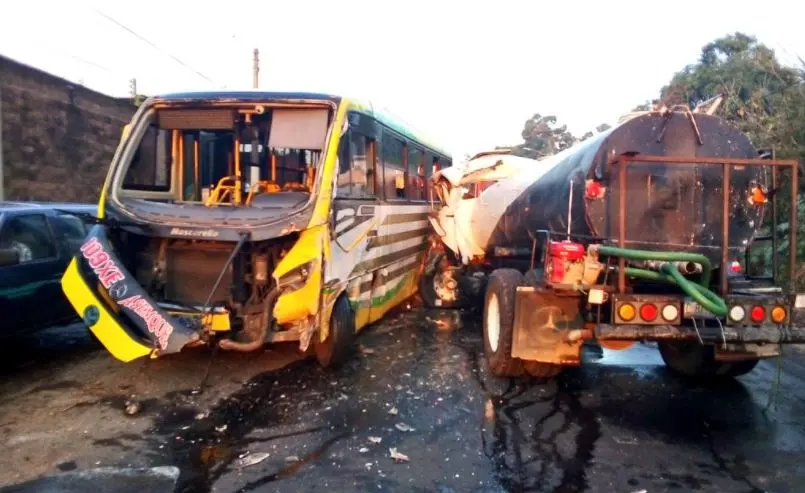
[545,241,604,287]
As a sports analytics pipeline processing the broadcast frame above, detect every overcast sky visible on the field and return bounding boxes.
[1,0,803,158]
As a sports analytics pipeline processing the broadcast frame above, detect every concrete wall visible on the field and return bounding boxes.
[0,55,136,203]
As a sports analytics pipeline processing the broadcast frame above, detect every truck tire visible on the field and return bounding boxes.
[658,341,760,378]
[419,268,466,309]
[483,268,526,377]
[314,295,355,368]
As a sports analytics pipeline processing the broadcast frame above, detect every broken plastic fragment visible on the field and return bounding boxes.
[389,448,409,463]
[236,452,270,468]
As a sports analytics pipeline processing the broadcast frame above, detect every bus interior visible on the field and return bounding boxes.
[119,104,333,209]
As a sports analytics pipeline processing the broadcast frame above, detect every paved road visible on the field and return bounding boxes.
[3,304,805,492]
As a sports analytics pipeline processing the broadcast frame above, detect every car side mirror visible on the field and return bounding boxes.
[0,248,20,267]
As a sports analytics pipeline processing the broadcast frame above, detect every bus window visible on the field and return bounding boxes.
[337,131,376,199]
[408,146,425,201]
[382,134,406,200]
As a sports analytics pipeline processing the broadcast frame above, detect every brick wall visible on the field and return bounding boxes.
[0,55,137,203]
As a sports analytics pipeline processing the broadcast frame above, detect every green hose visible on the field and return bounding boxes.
[597,245,713,286]
[624,267,728,317]
[596,245,727,317]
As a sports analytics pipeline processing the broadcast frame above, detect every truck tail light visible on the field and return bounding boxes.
[618,303,636,322]
[639,303,658,322]
[750,306,766,323]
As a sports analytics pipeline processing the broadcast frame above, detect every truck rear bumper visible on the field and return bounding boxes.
[594,323,805,344]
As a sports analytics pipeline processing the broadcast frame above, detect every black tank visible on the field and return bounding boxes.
[491,111,767,264]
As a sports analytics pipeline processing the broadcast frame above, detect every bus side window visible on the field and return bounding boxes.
[336,130,376,199]
[382,133,406,200]
[408,146,425,201]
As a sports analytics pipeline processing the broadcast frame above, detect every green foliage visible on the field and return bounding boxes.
[511,114,610,158]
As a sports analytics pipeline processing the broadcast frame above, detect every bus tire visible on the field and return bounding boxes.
[314,295,355,369]
[658,341,760,378]
[483,268,525,377]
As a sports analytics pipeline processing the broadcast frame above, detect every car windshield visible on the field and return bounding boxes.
[118,104,332,207]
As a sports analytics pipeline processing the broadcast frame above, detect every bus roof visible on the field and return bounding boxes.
[150,91,452,159]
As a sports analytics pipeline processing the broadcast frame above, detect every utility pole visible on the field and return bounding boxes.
[252,49,259,89]
[129,78,137,99]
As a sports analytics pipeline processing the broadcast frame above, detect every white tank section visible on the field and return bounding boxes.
[431,149,572,264]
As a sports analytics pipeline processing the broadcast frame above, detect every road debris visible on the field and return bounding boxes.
[359,447,369,453]
[368,436,382,444]
[395,423,415,432]
[123,399,141,417]
[285,456,300,463]
[235,452,270,468]
[388,407,398,416]
[389,448,409,463]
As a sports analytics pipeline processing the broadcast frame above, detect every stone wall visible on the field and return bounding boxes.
[0,55,136,203]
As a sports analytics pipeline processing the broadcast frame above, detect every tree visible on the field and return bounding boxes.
[512,113,578,159]
[660,32,804,160]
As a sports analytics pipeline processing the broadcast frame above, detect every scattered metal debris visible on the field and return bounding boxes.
[123,399,141,417]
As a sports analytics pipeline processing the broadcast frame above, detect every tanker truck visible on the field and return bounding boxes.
[424,107,805,379]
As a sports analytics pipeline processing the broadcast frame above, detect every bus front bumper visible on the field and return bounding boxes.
[60,225,213,362]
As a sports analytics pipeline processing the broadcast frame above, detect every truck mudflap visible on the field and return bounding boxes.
[60,225,201,362]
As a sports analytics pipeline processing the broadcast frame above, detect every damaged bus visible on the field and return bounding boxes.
[61,92,451,365]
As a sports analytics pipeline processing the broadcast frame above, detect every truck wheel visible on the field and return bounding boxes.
[419,268,466,309]
[483,268,526,377]
[658,341,760,378]
[314,295,355,368]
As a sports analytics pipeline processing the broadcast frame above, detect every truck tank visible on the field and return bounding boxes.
[470,110,767,264]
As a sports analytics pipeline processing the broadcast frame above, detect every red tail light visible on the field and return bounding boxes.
[750,306,766,323]
[639,303,658,322]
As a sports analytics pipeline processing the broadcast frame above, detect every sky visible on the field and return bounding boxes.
[1,0,803,160]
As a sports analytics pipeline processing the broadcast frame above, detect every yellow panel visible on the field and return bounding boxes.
[60,259,151,362]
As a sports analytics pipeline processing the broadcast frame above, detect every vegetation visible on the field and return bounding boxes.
[507,32,805,287]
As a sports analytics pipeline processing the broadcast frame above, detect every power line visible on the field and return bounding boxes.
[90,7,218,86]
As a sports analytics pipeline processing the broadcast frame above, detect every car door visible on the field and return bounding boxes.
[0,213,62,335]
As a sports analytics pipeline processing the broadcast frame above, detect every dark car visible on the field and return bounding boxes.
[0,202,97,336]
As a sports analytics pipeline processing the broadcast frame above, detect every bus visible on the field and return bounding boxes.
[59,91,452,366]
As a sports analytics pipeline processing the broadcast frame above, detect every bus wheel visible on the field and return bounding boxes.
[658,341,760,378]
[314,295,355,368]
[483,268,525,377]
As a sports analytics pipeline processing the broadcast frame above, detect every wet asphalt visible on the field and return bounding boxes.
[5,303,805,493]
